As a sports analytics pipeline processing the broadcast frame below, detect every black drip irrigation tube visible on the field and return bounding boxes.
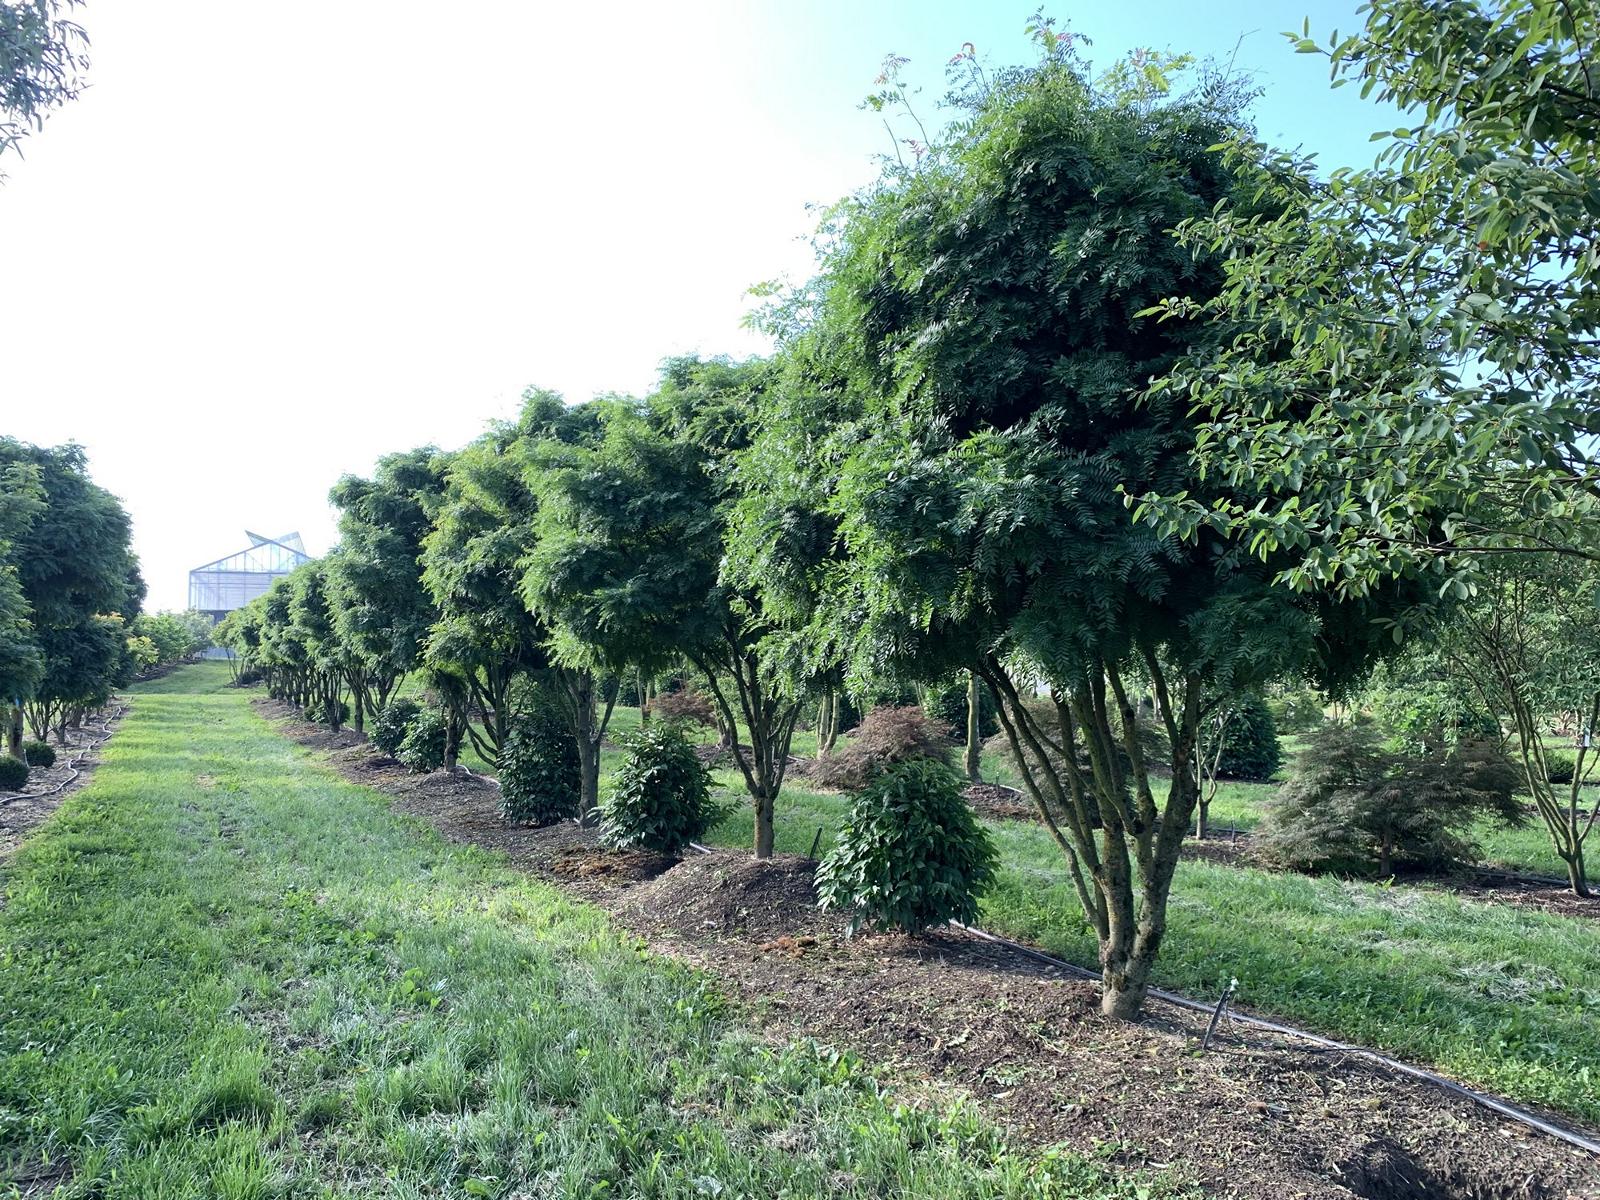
[0,700,128,807]
[679,840,1600,1158]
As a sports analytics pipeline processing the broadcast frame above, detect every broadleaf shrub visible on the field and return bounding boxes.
[499,701,580,825]
[1257,722,1524,875]
[397,707,448,773]
[370,700,420,756]
[0,755,29,791]
[601,722,722,854]
[816,758,998,934]
[813,705,952,790]
[22,740,56,768]
[1214,695,1282,781]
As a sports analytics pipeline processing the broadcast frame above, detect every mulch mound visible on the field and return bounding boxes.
[262,704,1600,1200]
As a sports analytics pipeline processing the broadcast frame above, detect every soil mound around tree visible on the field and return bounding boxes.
[260,701,1600,1200]
[616,852,833,943]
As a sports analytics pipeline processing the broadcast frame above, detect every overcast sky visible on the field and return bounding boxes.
[0,1,1380,610]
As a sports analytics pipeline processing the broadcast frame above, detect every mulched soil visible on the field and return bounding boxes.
[263,703,1600,1200]
[0,706,124,867]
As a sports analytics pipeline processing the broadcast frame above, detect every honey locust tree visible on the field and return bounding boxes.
[525,358,812,857]
[736,49,1407,1017]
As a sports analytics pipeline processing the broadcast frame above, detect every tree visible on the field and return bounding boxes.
[328,447,447,731]
[732,45,1410,1017]
[1430,554,1600,895]
[1259,721,1523,876]
[526,359,811,857]
[421,392,606,784]
[0,461,44,750]
[1,0,90,166]
[1134,0,1600,597]
[0,439,140,755]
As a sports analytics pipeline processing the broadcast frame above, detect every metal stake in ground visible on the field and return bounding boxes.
[1202,977,1238,1053]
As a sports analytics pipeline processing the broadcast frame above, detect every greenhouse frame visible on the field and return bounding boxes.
[188,532,311,647]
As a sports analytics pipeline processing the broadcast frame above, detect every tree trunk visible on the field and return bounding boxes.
[443,704,462,771]
[964,671,981,782]
[1196,797,1210,841]
[638,669,650,725]
[579,740,601,820]
[754,787,776,858]
[7,703,22,759]
[1563,848,1591,898]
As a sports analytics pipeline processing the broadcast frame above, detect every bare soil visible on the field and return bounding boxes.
[264,703,1600,1200]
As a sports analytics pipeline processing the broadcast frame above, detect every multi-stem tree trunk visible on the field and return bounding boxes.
[980,649,1203,1020]
[557,667,617,820]
[692,638,802,860]
[815,691,836,759]
[964,671,982,783]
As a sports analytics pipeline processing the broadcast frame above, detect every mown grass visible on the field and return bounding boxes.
[0,665,1178,1199]
[704,781,1600,1126]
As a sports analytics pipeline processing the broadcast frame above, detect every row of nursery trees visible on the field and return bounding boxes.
[221,1,1600,1019]
[0,437,208,787]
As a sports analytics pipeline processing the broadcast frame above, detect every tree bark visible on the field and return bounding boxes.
[964,671,981,782]
[7,702,22,758]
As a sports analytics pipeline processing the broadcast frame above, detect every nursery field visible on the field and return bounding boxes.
[0,669,1168,1199]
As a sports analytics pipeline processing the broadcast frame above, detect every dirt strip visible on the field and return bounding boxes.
[262,701,1600,1200]
[0,705,125,867]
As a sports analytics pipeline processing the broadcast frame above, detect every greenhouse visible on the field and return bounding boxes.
[187,531,311,639]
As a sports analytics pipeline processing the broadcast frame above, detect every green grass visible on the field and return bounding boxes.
[0,666,1177,1199]
[704,781,1600,1126]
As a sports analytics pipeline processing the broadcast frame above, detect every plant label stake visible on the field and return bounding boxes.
[1202,977,1238,1053]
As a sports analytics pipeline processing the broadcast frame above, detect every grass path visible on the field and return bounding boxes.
[0,668,1163,1200]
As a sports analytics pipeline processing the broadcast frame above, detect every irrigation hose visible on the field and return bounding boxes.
[683,840,1600,1157]
[0,700,129,807]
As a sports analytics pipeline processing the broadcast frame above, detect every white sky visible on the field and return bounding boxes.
[0,1,1376,610]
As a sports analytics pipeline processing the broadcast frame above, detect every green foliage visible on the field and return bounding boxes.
[498,699,580,826]
[0,754,28,790]
[304,695,349,729]
[1213,696,1281,781]
[21,739,54,767]
[600,722,721,855]
[1258,722,1524,875]
[1267,685,1325,734]
[923,676,997,741]
[397,707,447,773]
[1136,0,1600,594]
[0,0,89,163]
[1363,654,1500,752]
[369,699,420,757]
[816,758,997,934]
[1544,751,1577,786]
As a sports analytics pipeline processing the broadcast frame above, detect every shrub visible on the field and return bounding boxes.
[1257,722,1524,876]
[813,704,952,790]
[304,696,350,728]
[816,758,998,934]
[1544,751,1582,785]
[648,687,716,728]
[397,708,448,773]
[600,722,722,854]
[1214,695,1282,781]
[1267,685,1326,734]
[0,756,28,791]
[370,700,420,756]
[499,702,580,825]
[922,678,998,742]
[21,741,56,768]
